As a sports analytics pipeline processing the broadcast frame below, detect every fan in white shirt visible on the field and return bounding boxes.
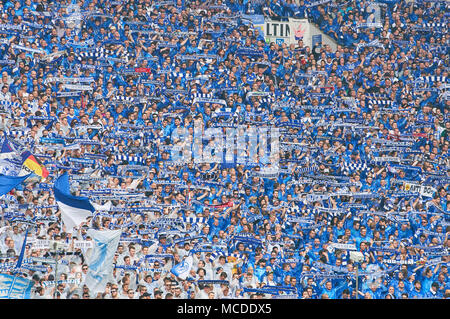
[0,85,11,101]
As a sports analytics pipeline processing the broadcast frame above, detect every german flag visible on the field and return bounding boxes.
[20,151,49,179]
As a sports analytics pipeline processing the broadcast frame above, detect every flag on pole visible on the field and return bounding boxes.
[0,173,31,196]
[15,227,29,271]
[84,229,122,294]
[19,151,49,179]
[53,172,95,233]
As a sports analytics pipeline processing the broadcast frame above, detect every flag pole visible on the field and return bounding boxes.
[355,263,359,299]
[7,225,30,298]
[53,241,59,299]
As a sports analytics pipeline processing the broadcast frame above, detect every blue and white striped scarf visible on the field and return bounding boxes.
[342,161,370,173]
[114,154,145,164]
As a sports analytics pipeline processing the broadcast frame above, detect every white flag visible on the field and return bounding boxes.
[84,229,122,294]
[170,255,193,280]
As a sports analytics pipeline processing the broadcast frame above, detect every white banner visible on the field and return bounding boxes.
[63,84,93,91]
[74,240,94,249]
[264,18,310,46]
[29,239,50,250]
[403,183,436,198]
[383,259,415,265]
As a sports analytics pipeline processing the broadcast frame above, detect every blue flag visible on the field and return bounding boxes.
[0,173,31,196]
[54,172,95,233]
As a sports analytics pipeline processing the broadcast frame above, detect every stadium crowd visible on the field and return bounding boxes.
[0,0,448,299]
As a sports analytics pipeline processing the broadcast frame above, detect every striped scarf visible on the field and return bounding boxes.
[115,154,145,164]
[368,99,394,107]
[75,47,114,61]
[182,217,208,224]
[0,100,21,110]
[6,129,29,138]
[416,76,447,83]
[342,161,370,173]
[191,92,215,99]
